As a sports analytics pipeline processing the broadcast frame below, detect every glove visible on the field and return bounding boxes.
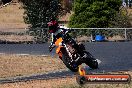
[49,44,55,52]
[49,45,53,52]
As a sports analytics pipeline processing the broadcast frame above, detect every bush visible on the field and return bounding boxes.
[22,0,61,42]
[68,0,131,37]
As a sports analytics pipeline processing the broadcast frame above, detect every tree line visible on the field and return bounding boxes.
[20,0,132,42]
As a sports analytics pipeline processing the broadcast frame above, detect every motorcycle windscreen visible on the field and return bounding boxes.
[55,38,63,46]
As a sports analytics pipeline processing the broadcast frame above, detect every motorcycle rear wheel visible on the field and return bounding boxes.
[83,51,98,69]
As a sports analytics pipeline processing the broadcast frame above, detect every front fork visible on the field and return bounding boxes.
[56,46,63,59]
[56,45,82,66]
[56,45,70,60]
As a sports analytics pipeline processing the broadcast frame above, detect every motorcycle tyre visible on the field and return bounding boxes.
[62,54,79,72]
[83,51,98,69]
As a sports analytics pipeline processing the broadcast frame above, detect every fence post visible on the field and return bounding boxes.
[125,28,127,40]
[90,34,93,42]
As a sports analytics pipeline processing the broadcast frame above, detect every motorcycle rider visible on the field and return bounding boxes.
[47,18,98,71]
[48,18,68,52]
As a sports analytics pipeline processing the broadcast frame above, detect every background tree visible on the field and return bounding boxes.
[20,0,64,43]
[1,0,12,4]
[68,0,131,38]
[69,0,123,28]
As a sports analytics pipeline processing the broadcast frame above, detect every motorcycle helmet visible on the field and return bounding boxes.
[48,18,58,33]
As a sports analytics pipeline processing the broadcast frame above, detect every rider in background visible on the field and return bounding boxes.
[48,18,68,52]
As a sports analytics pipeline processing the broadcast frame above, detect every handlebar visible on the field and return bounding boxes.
[65,28,74,33]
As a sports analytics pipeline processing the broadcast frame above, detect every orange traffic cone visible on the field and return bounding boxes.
[78,65,86,76]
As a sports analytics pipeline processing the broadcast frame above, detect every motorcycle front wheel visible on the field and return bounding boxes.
[62,53,79,72]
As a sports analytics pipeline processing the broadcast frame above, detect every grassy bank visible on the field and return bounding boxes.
[0,54,131,88]
[0,3,28,30]
[0,54,66,78]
